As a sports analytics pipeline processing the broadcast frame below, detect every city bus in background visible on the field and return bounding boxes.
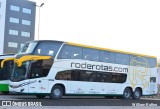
[0,54,15,94]
[9,40,158,99]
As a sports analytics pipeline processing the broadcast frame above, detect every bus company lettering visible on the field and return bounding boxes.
[71,62,128,73]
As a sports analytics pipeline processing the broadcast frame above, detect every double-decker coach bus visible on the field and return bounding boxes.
[9,40,158,99]
[0,54,15,94]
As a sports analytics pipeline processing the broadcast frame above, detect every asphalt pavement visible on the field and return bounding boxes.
[0,94,160,109]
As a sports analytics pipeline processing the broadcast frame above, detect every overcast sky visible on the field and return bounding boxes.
[31,0,160,59]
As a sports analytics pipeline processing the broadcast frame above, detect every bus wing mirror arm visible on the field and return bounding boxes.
[1,58,15,68]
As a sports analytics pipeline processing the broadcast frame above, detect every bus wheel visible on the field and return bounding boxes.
[50,85,63,100]
[123,88,132,99]
[132,88,141,100]
[35,95,46,99]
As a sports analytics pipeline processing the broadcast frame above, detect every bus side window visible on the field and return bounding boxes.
[100,51,114,63]
[58,45,82,59]
[55,70,72,80]
[111,73,127,83]
[30,60,45,79]
[33,42,61,57]
[83,48,99,61]
[30,60,53,79]
[149,58,156,68]
[150,77,156,83]
[115,53,129,65]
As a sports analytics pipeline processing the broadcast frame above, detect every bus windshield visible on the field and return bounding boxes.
[18,41,62,57]
[10,61,30,82]
[18,42,37,54]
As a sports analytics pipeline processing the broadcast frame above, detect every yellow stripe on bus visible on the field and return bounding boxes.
[1,57,15,68]
[15,55,52,67]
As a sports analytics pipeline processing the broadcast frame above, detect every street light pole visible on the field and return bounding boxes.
[33,3,44,40]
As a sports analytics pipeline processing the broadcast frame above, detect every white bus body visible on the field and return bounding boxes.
[9,41,158,99]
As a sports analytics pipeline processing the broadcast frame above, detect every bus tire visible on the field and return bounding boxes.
[132,88,141,100]
[35,95,46,99]
[123,88,132,99]
[50,85,63,100]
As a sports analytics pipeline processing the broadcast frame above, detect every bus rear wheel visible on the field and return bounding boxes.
[50,85,63,100]
[123,88,132,99]
[35,95,46,99]
[132,88,141,100]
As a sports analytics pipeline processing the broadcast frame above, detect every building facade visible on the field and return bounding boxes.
[0,0,36,54]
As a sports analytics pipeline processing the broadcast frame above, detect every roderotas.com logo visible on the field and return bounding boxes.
[71,62,128,73]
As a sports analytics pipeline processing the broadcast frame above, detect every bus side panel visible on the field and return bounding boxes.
[47,68,71,94]
[126,66,157,96]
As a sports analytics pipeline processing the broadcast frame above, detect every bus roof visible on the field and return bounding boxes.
[66,42,157,59]
[25,40,157,59]
[0,54,15,59]
[27,40,64,43]
[0,54,15,56]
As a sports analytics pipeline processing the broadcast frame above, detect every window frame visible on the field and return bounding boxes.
[22,19,31,26]
[9,29,18,36]
[21,31,31,37]
[22,8,31,14]
[9,17,19,24]
[8,42,18,48]
[10,5,20,12]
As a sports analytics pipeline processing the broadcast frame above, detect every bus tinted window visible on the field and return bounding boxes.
[29,60,53,79]
[150,77,156,83]
[100,51,114,63]
[79,71,91,81]
[55,70,72,80]
[58,45,82,59]
[115,53,129,65]
[83,48,99,61]
[10,61,29,82]
[149,58,157,68]
[55,70,127,83]
[33,42,62,57]
[0,60,14,80]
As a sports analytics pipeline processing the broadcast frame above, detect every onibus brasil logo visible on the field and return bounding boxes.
[129,56,151,89]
